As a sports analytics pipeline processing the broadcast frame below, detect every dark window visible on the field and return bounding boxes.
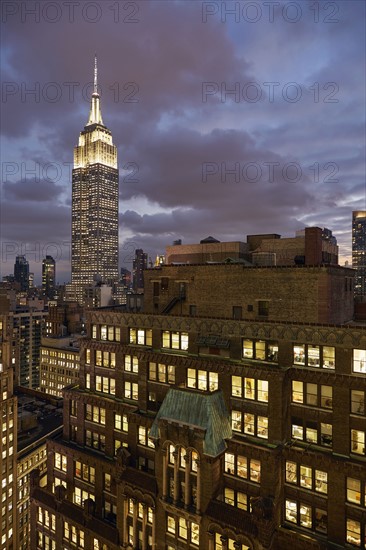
[189,305,197,316]
[179,282,186,298]
[233,306,242,320]
[258,301,269,316]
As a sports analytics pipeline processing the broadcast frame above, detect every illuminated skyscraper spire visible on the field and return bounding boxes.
[70,55,119,304]
[87,54,104,126]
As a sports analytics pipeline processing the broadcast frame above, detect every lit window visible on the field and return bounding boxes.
[346,518,361,547]
[242,339,278,361]
[351,429,365,455]
[124,381,138,400]
[292,381,303,403]
[129,328,152,346]
[351,390,365,415]
[178,517,187,539]
[285,499,297,523]
[162,331,188,351]
[346,478,361,505]
[294,344,335,369]
[191,522,199,546]
[353,350,366,373]
[299,503,312,528]
[167,515,175,534]
[124,355,138,373]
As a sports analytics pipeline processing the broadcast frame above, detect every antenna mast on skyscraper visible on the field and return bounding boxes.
[94,54,98,94]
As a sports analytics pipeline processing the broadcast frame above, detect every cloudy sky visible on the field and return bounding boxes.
[1,0,365,283]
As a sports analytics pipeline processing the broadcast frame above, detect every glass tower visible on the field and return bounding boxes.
[352,211,366,299]
[14,255,29,292]
[71,56,119,304]
[42,255,56,299]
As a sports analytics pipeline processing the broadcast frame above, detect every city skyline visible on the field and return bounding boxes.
[1,0,365,283]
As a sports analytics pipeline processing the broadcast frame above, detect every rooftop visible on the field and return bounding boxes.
[149,388,232,457]
[15,388,63,454]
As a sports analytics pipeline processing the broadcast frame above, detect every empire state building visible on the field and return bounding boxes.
[71,57,119,303]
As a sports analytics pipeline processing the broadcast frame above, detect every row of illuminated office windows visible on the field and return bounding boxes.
[84,363,365,417]
[166,445,199,470]
[37,508,55,532]
[18,449,45,477]
[292,419,366,456]
[232,411,268,439]
[285,500,327,533]
[69,407,150,446]
[286,462,366,506]
[90,325,366,373]
[224,453,261,482]
[77,409,364,457]
[92,327,189,350]
[168,536,249,550]
[285,500,365,548]
[130,329,188,350]
[292,383,365,415]
[166,515,199,546]
[54,456,113,493]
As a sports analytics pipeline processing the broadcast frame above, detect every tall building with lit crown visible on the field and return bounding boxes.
[70,56,119,304]
[352,210,366,299]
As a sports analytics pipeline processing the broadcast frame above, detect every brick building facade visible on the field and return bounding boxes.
[30,264,365,550]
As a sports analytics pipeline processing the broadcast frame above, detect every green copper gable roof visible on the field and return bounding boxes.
[149,389,232,457]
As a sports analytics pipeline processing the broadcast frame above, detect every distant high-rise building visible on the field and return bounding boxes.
[0,315,17,550]
[70,56,119,304]
[120,267,132,288]
[13,309,46,389]
[28,273,34,290]
[352,210,366,299]
[42,255,56,299]
[14,255,29,292]
[132,249,148,292]
[40,336,80,397]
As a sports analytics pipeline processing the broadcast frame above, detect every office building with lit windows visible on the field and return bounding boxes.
[0,314,17,550]
[352,210,366,299]
[40,337,80,397]
[42,256,56,300]
[12,309,47,389]
[69,57,119,304]
[30,261,366,550]
[16,389,63,550]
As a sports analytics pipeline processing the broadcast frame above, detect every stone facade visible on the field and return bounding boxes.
[30,265,366,550]
[143,263,354,325]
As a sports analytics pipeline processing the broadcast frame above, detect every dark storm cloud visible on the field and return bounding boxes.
[3,179,63,202]
[120,126,316,212]
[1,199,70,243]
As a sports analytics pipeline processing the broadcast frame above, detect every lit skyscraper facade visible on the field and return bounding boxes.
[71,57,119,303]
[352,210,366,299]
[42,255,56,299]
